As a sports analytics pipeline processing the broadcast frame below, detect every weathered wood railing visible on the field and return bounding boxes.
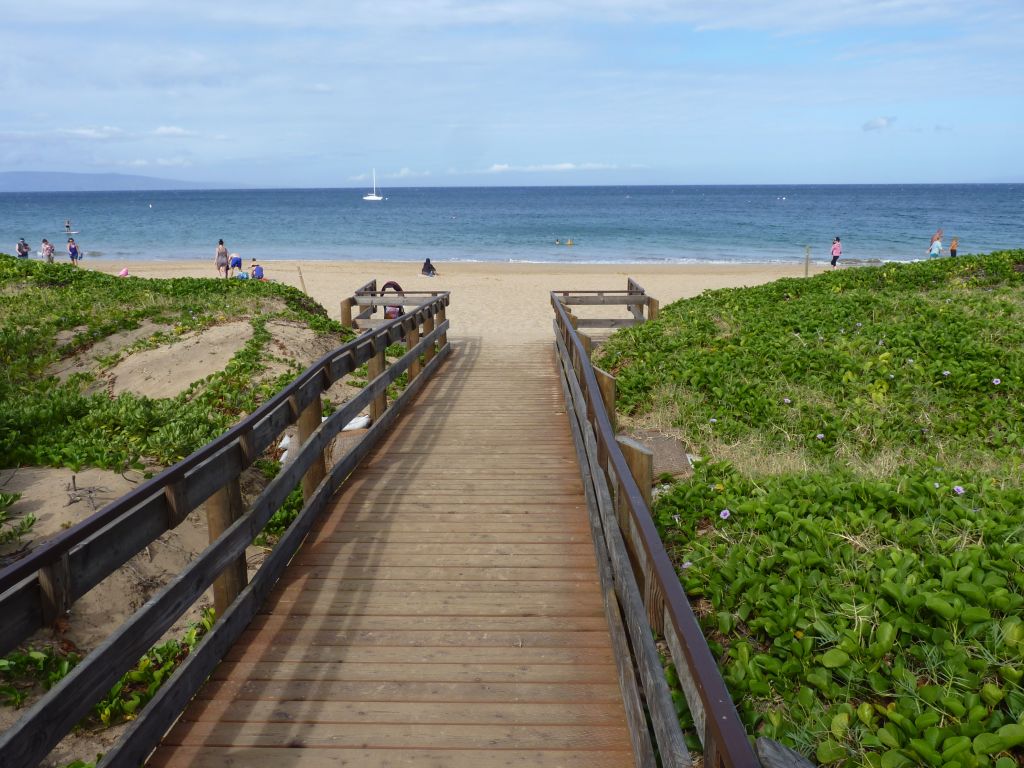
[552,281,759,768]
[0,288,451,768]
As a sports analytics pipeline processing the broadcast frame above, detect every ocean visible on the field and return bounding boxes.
[1,184,1021,265]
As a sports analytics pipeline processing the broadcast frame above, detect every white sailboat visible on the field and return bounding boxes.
[362,169,383,201]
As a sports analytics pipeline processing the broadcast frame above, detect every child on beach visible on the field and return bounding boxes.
[949,237,959,257]
[830,237,842,269]
[40,239,55,263]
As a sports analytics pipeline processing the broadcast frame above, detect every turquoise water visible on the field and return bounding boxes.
[1,185,1021,264]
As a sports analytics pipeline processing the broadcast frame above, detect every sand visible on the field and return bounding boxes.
[85,258,830,342]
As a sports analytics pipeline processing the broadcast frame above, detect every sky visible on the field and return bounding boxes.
[3,1,1023,188]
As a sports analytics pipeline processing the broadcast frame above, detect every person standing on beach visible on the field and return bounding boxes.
[228,252,242,276]
[16,238,31,259]
[928,235,943,259]
[215,239,229,277]
[67,238,81,266]
[830,237,842,269]
[949,237,959,258]
[40,238,55,263]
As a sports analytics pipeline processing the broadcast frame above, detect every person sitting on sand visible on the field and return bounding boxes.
[421,258,438,277]
[251,260,264,280]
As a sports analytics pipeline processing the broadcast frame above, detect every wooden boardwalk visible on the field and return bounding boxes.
[148,340,636,767]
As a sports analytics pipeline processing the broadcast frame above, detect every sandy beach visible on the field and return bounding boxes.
[85,259,830,342]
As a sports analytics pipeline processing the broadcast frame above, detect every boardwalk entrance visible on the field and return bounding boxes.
[148,339,636,767]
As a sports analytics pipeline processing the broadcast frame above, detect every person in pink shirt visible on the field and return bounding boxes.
[830,237,842,269]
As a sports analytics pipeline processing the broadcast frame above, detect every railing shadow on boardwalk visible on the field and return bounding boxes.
[0,286,451,768]
[174,337,486,761]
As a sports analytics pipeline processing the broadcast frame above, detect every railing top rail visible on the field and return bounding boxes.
[0,291,449,597]
[549,292,757,767]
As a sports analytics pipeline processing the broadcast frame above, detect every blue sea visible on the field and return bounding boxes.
[1,185,1021,265]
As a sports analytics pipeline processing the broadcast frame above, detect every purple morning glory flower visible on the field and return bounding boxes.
[719,509,731,520]
[993,378,1001,385]
[682,561,693,569]
[953,486,965,495]
[816,433,825,440]
[942,371,950,377]
[709,417,717,424]
[783,397,792,404]
[855,322,862,327]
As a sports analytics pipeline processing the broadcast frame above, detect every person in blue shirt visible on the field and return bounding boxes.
[251,260,265,280]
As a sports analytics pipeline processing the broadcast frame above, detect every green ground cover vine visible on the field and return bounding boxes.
[0,255,352,470]
[598,252,1024,766]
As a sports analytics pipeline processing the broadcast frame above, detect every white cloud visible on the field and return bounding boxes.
[390,167,431,178]
[153,126,197,137]
[485,161,617,173]
[9,0,1011,34]
[862,116,896,132]
[155,157,191,167]
[58,126,125,141]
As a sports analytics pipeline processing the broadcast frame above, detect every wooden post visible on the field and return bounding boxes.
[615,436,663,632]
[206,479,247,618]
[422,312,436,364]
[407,319,421,382]
[297,394,327,499]
[368,339,387,423]
[647,297,660,321]
[39,554,71,626]
[594,366,617,432]
[579,332,592,359]
[436,304,448,347]
[340,297,354,327]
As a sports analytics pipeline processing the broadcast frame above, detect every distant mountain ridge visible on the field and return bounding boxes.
[0,171,235,192]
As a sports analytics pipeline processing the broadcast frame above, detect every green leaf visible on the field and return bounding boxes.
[821,649,850,668]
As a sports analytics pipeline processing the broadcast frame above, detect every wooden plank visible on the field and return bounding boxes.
[148,746,634,768]
[181,698,624,725]
[245,614,612,633]
[259,592,605,616]
[162,721,632,751]
[211,660,620,684]
[254,565,594,583]
[196,679,624,703]
[233,628,611,649]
